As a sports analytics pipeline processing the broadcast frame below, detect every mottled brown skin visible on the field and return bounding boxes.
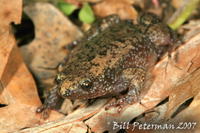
[59,15,120,70]
[37,12,176,119]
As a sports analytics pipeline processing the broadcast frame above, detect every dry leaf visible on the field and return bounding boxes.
[0,26,16,105]
[0,31,64,132]
[0,0,22,25]
[172,0,185,9]
[61,99,88,114]
[0,1,65,132]
[0,37,45,132]
[130,102,168,133]
[92,0,138,20]
[0,0,23,103]
[164,68,200,121]
[145,102,168,124]
[166,91,200,132]
[177,20,200,42]
[1,0,199,132]
[64,0,103,4]
[21,121,87,133]
[149,91,200,133]
[20,98,109,132]
[20,2,83,83]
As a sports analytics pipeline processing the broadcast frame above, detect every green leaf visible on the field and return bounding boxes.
[57,1,78,16]
[168,0,199,30]
[79,3,95,23]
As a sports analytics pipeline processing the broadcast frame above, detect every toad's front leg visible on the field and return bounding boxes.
[105,68,145,112]
[36,84,60,119]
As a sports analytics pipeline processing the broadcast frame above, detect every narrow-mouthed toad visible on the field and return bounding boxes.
[37,12,177,119]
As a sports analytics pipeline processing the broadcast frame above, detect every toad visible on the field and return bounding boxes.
[37,12,177,119]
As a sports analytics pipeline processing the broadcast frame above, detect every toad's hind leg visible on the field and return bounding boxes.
[105,68,145,112]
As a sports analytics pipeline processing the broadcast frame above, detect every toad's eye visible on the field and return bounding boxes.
[81,80,92,90]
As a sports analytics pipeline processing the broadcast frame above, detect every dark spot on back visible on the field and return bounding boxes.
[88,55,96,62]
[99,49,107,56]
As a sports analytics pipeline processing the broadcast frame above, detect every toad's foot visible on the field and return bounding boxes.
[105,86,139,112]
[36,85,60,120]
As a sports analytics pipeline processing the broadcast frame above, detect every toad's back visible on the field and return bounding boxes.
[63,21,158,80]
